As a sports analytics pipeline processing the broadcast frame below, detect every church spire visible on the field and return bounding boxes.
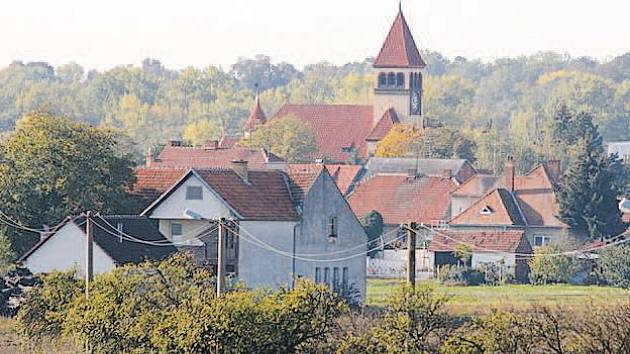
[244,85,267,133]
[373,8,425,68]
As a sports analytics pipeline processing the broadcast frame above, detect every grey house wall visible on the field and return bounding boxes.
[294,171,368,303]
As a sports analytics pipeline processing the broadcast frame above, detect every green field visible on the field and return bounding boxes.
[367,278,630,315]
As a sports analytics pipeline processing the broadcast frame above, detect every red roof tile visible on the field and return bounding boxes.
[153,146,282,169]
[366,108,399,141]
[373,10,426,68]
[288,164,363,196]
[133,168,188,200]
[286,165,325,206]
[429,230,532,254]
[219,135,239,149]
[244,95,267,132]
[348,174,456,225]
[449,189,526,226]
[195,169,299,221]
[273,104,377,162]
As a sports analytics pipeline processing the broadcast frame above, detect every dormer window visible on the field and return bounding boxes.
[480,206,494,215]
[341,146,354,153]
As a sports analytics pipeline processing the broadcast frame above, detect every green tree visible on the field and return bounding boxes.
[0,112,137,253]
[182,119,220,146]
[599,244,630,288]
[241,114,317,163]
[360,210,384,257]
[529,245,581,284]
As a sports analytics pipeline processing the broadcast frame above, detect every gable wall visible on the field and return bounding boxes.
[23,223,116,276]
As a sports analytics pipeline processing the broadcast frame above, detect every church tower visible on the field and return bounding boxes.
[243,90,266,137]
[372,6,426,127]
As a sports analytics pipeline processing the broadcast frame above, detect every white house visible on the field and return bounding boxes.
[18,215,176,275]
[141,161,368,302]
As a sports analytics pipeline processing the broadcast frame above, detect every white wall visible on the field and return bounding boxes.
[149,174,233,220]
[23,222,116,276]
[472,252,516,272]
[238,220,296,289]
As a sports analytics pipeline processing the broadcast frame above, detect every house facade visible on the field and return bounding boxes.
[18,216,176,275]
[140,161,367,301]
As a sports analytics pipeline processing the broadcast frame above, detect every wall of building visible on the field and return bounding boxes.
[373,67,422,126]
[23,222,116,276]
[238,220,297,289]
[294,172,367,302]
[472,252,516,270]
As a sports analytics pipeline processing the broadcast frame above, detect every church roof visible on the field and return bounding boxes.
[373,9,426,69]
[366,108,399,141]
[272,104,375,162]
[244,95,266,132]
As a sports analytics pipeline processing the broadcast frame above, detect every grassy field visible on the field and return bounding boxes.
[367,278,630,315]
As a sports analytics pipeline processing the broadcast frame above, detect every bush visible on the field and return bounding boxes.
[598,244,630,288]
[437,265,485,286]
[529,245,582,284]
[15,271,80,344]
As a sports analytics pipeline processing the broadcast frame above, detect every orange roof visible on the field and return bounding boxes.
[133,168,188,200]
[153,146,282,169]
[288,164,363,196]
[449,189,526,226]
[429,230,532,254]
[348,174,456,225]
[244,95,267,132]
[273,104,377,162]
[373,9,426,68]
[366,108,399,141]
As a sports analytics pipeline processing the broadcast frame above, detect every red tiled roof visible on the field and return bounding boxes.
[244,96,267,132]
[366,108,399,141]
[373,10,426,68]
[196,169,299,221]
[273,104,377,162]
[348,174,456,225]
[133,168,188,200]
[429,230,532,254]
[288,164,363,196]
[153,146,282,169]
[286,164,325,206]
[219,135,239,149]
[449,188,526,226]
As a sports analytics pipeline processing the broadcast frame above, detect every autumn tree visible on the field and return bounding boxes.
[240,114,317,163]
[0,112,137,253]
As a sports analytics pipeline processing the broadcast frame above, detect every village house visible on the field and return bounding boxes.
[140,161,368,301]
[236,8,426,164]
[18,215,176,275]
[448,158,583,247]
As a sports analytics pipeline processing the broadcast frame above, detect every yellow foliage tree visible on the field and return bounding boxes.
[182,120,220,146]
[374,124,423,158]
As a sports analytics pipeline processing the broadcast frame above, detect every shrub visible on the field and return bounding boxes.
[598,244,630,288]
[15,271,80,344]
[437,265,485,286]
[529,245,581,284]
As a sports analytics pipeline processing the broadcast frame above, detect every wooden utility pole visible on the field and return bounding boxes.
[216,218,226,296]
[85,211,94,299]
[407,221,417,288]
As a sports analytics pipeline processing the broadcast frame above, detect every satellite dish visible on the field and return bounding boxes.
[183,208,206,220]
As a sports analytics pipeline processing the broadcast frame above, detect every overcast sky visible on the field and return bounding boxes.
[1,0,629,70]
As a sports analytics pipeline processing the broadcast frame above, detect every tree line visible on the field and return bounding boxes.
[1,51,630,169]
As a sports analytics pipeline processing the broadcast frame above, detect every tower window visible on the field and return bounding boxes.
[387,72,396,87]
[378,73,386,87]
[415,73,422,90]
[396,73,405,87]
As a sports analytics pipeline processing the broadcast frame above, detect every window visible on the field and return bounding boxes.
[378,73,387,87]
[227,230,235,249]
[387,72,396,86]
[534,235,551,247]
[342,267,349,292]
[480,206,494,215]
[186,186,203,200]
[396,73,405,87]
[324,267,330,286]
[315,267,321,283]
[333,267,339,291]
[171,223,183,237]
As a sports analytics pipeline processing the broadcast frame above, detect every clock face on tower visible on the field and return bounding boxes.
[410,90,421,115]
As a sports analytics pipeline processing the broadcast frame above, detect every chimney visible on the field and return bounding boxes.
[168,139,182,147]
[503,156,515,192]
[231,160,248,182]
[547,160,561,180]
[40,225,50,241]
[205,140,219,150]
[145,147,154,167]
[441,169,452,179]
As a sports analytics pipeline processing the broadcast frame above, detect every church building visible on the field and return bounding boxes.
[243,8,426,163]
